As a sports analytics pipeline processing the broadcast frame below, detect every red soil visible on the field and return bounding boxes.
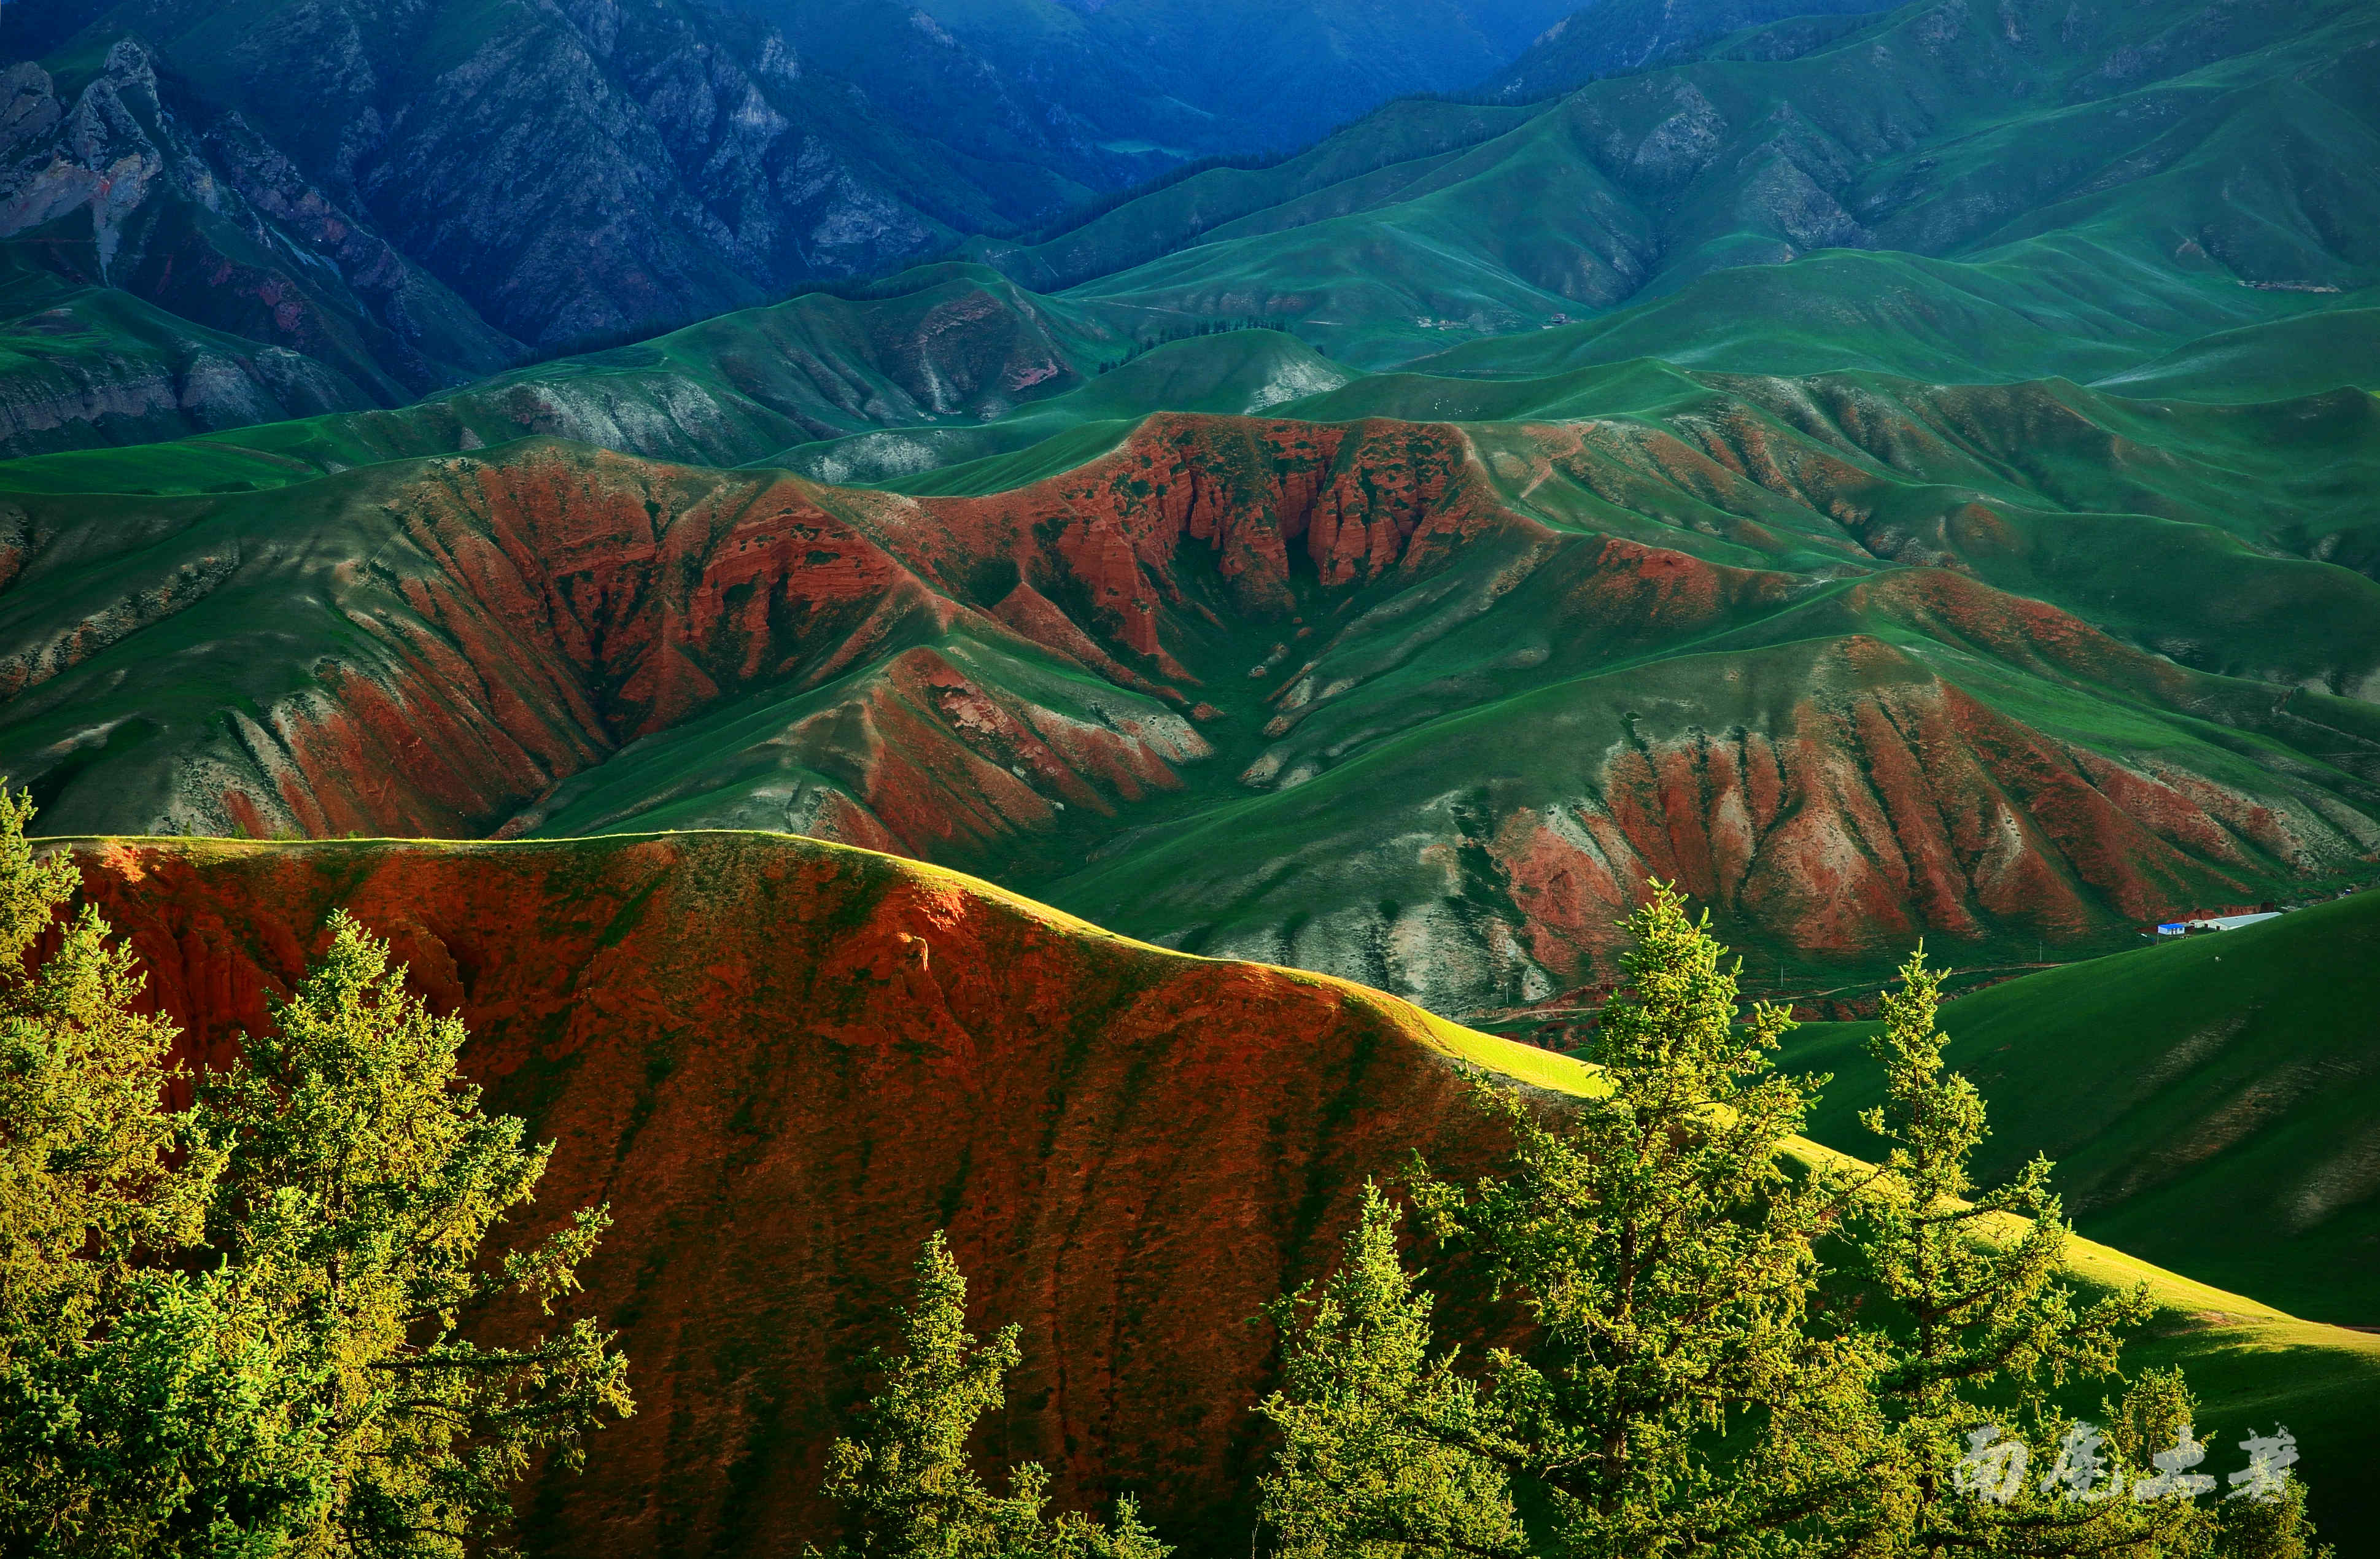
[66,831,1520,1556]
[8,405,2357,983]
[148,414,1496,848]
[1486,635,2298,975]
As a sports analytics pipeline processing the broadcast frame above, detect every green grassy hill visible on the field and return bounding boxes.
[0,266,1120,495]
[5,0,2380,1531]
[3,0,2377,1110]
[2090,298,2380,403]
[1025,0,2380,371]
[0,257,379,457]
[9,363,2376,1016]
[1788,890,2380,1325]
[767,327,1352,489]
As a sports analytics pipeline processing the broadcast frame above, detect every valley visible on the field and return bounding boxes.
[5,317,2375,1015]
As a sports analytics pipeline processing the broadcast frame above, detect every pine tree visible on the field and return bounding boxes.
[0,788,211,1357]
[1849,946,2303,1558]
[1260,884,1890,1558]
[822,1232,1169,1559]
[0,789,327,1553]
[1416,884,1886,1556]
[0,800,632,1557]
[192,910,634,1556]
[1255,1183,1526,1559]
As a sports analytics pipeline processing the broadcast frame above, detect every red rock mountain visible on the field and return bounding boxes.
[66,830,1531,1554]
[53,828,2380,1554]
[7,391,2376,1012]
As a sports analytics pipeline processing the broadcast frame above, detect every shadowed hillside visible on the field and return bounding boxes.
[1020,0,2380,371]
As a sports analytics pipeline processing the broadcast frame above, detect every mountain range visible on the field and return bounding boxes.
[2,0,1942,454]
[6,0,2375,1006]
[4,0,2380,1545]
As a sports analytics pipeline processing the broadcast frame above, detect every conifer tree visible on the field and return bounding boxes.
[1850,948,2317,1558]
[0,790,329,1553]
[2212,1474,2328,1559]
[192,910,635,1556]
[822,1232,1169,1559]
[1255,1184,1525,1559]
[0,781,632,1555]
[0,788,211,1355]
[1258,884,1889,1558]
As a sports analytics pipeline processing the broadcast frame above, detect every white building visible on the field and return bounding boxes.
[2155,911,2283,937]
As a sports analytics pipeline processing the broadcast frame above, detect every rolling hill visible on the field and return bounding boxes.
[50,828,2380,1552]
[18,0,2374,455]
[1786,888,2380,1326]
[9,0,1690,425]
[0,252,382,458]
[0,265,1120,482]
[0,0,2371,1115]
[979,0,2380,371]
[5,349,2378,1015]
[4,0,2378,1542]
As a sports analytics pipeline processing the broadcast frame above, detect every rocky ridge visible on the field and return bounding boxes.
[1,40,517,451]
[4,385,2375,1008]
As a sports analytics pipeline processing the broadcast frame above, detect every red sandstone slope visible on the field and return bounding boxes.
[64,830,1541,1555]
[6,404,2376,1006]
[0,415,1492,843]
[58,830,2380,1555]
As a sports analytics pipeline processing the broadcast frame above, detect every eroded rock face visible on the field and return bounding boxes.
[0,42,519,439]
[0,415,1495,844]
[0,0,1142,424]
[97,0,1102,353]
[63,830,1520,1555]
[4,403,2374,1005]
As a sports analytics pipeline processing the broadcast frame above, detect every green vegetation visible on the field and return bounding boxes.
[1788,892,2380,1326]
[2088,296,2380,404]
[768,328,1348,494]
[1262,887,1876,1555]
[0,795,631,1555]
[0,265,1118,493]
[1252,894,2327,1557]
[0,788,241,1549]
[1037,0,2380,372]
[1844,950,2222,1557]
[816,1232,1169,1559]
[8,340,2377,996]
[4,0,2380,1550]
[0,255,376,459]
